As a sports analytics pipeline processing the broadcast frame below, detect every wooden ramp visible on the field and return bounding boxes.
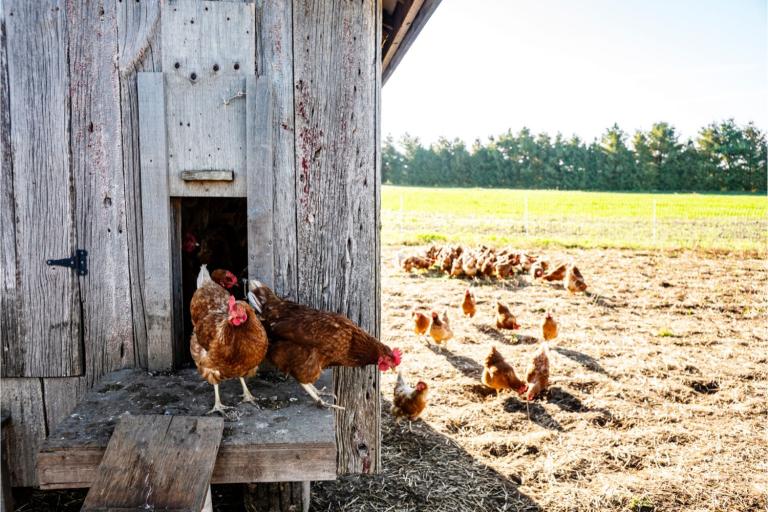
[82,416,223,512]
[37,369,336,489]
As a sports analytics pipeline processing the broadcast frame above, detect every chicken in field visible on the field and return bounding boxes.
[482,346,527,396]
[401,255,433,273]
[190,265,269,418]
[541,312,558,341]
[248,281,401,409]
[428,310,453,348]
[494,257,514,280]
[542,263,568,282]
[566,264,588,293]
[391,372,429,424]
[525,343,550,400]
[495,301,520,330]
[530,260,549,279]
[412,310,430,336]
[450,256,464,278]
[462,254,479,278]
[461,289,477,318]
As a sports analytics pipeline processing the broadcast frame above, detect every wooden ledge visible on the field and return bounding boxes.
[37,369,336,489]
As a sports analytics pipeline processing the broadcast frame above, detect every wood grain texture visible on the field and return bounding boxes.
[82,415,223,512]
[138,72,174,371]
[165,74,248,197]
[254,0,298,299]
[68,0,135,381]
[181,170,235,181]
[0,378,47,486]
[1,0,82,377]
[117,0,163,369]
[1,412,13,512]
[0,4,17,375]
[247,76,275,286]
[170,199,186,367]
[161,0,255,76]
[293,0,381,474]
[42,377,88,434]
[37,369,336,488]
[244,481,310,512]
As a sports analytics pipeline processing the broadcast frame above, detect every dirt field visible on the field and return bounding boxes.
[313,246,768,511]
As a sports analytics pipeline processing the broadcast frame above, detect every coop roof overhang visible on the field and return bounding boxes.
[382,0,442,84]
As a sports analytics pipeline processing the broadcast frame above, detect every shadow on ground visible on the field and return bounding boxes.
[313,399,542,512]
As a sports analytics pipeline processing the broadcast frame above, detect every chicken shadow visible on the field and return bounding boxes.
[552,347,612,377]
[502,395,563,432]
[427,345,483,380]
[313,399,543,511]
[474,324,515,345]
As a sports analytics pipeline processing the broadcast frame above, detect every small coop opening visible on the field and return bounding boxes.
[179,197,248,366]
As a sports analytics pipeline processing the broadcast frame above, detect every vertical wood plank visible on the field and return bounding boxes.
[0,378,47,486]
[0,3,18,373]
[372,0,383,472]
[293,0,381,474]
[138,72,174,371]
[117,0,163,369]
[247,76,275,286]
[1,0,82,377]
[170,198,185,366]
[254,0,298,299]
[41,377,88,435]
[67,0,135,381]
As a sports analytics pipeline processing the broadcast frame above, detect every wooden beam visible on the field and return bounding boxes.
[116,0,163,369]
[0,379,46,487]
[382,0,442,85]
[254,0,298,300]
[82,416,223,512]
[137,72,174,371]
[293,0,381,474]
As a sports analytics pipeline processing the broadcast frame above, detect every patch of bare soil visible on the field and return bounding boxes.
[314,247,768,511]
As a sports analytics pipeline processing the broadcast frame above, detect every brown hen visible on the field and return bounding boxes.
[482,346,527,396]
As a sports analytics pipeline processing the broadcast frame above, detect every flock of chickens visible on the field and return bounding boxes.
[398,244,588,292]
[386,244,590,425]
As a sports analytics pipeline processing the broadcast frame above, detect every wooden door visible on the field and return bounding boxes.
[0,0,83,377]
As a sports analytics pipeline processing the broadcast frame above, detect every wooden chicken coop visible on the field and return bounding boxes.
[0,0,440,510]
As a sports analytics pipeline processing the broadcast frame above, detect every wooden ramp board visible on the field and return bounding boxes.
[82,415,222,512]
[37,369,336,489]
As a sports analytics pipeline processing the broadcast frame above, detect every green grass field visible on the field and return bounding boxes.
[382,186,768,252]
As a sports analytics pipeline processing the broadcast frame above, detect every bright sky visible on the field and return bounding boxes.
[383,0,768,146]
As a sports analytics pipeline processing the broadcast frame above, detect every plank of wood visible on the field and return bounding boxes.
[381,0,421,72]
[1,411,14,512]
[181,170,235,181]
[170,199,186,368]
[138,72,174,371]
[0,379,46,487]
[68,0,136,380]
[382,0,442,84]
[117,0,163,369]
[254,0,298,299]
[82,415,223,512]
[244,481,310,512]
[1,0,82,377]
[42,377,88,433]
[246,76,275,287]
[0,3,17,375]
[165,74,248,197]
[161,0,255,76]
[37,369,336,488]
[293,0,381,474]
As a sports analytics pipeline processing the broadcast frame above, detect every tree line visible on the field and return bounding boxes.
[383,120,766,192]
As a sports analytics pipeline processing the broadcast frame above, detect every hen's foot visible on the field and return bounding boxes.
[206,403,241,421]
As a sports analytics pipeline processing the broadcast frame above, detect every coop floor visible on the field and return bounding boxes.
[14,246,768,511]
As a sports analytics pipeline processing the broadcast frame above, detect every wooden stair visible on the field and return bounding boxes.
[82,415,223,512]
[37,369,336,490]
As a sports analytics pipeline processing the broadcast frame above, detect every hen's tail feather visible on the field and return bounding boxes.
[197,264,211,289]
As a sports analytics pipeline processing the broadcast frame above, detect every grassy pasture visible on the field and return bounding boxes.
[382,186,767,252]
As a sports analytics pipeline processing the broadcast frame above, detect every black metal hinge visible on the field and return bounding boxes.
[46,249,88,276]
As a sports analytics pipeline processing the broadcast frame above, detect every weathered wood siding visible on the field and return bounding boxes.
[1,0,382,485]
[293,0,382,474]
